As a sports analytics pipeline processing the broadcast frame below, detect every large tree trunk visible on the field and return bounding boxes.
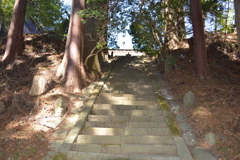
[84,17,102,80]
[2,0,27,63]
[234,0,240,53]
[57,0,87,93]
[190,0,211,79]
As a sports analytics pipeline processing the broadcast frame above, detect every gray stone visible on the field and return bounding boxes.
[175,114,187,122]
[54,96,66,117]
[205,133,217,145]
[192,146,217,160]
[40,117,63,128]
[51,140,63,151]
[179,123,192,132]
[169,104,181,114]
[183,132,196,146]
[77,95,89,101]
[87,83,96,90]
[29,75,50,96]
[75,101,84,109]
[183,91,195,108]
[173,136,193,160]
[165,94,173,100]
[61,123,75,130]
[53,130,68,139]
[71,108,81,115]
[82,89,93,96]
[0,102,5,113]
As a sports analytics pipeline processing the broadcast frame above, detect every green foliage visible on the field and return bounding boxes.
[0,0,69,34]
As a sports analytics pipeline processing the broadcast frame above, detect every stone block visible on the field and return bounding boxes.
[183,132,196,146]
[183,91,195,108]
[205,132,217,145]
[192,146,217,160]
[54,96,66,117]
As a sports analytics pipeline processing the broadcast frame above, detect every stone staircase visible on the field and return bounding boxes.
[65,57,192,160]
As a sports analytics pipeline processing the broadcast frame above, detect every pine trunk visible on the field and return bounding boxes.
[2,0,27,63]
[190,0,211,79]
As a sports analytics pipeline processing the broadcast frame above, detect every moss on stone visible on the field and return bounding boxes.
[53,153,67,160]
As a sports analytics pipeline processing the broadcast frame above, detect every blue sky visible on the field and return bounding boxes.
[62,0,133,49]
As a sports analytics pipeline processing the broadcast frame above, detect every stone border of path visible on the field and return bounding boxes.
[142,57,193,160]
[42,61,114,160]
[144,57,217,160]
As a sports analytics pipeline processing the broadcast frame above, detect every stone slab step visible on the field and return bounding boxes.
[81,127,170,136]
[94,99,157,106]
[100,89,155,95]
[101,87,154,93]
[121,144,177,155]
[98,93,156,99]
[88,115,165,122]
[76,135,173,145]
[125,128,171,136]
[85,121,168,128]
[67,151,181,160]
[96,94,156,101]
[71,144,177,155]
[104,82,153,88]
[93,104,160,110]
[82,127,125,135]
[92,109,163,116]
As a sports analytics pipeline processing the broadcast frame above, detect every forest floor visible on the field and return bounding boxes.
[0,32,239,160]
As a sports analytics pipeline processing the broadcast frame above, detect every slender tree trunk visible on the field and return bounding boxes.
[2,0,27,63]
[234,0,240,53]
[177,3,186,41]
[164,0,179,51]
[57,0,87,93]
[190,0,211,79]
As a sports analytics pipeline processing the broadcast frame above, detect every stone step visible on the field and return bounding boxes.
[97,95,156,101]
[81,127,170,136]
[98,93,156,99]
[85,121,168,128]
[94,99,158,105]
[91,109,163,116]
[104,82,153,88]
[101,89,155,95]
[121,144,177,155]
[76,135,174,145]
[125,128,171,136]
[103,85,154,91]
[82,127,125,135]
[67,151,181,160]
[71,144,177,155]
[93,104,160,110]
[88,115,165,122]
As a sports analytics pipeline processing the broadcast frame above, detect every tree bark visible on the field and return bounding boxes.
[190,0,211,79]
[234,0,240,53]
[2,0,27,63]
[57,0,87,93]
[84,17,102,80]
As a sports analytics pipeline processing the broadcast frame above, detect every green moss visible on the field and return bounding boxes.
[166,114,181,136]
[53,153,67,160]
[145,56,181,136]
[156,94,180,136]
